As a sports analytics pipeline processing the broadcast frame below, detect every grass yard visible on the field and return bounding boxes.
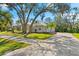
[0,31,24,38]
[26,33,53,40]
[72,33,79,39]
[0,32,54,40]
[0,38,30,55]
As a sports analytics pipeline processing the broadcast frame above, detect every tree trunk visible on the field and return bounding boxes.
[21,23,27,34]
[28,15,38,34]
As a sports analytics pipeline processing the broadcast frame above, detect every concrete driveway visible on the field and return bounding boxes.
[2,33,79,56]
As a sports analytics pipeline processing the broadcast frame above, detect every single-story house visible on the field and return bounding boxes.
[15,21,55,33]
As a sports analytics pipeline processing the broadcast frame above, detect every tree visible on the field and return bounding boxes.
[54,3,71,32]
[28,3,55,33]
[54,3,70,15]
[0,9,13,32]
[6,3,54,34]
[5,3,72,33]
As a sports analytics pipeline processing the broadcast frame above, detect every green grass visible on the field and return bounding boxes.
[0,38,30,55]
[0,31,24,38]
[0,32,53,40]
[26,33,53,40]
[72,33,79,39]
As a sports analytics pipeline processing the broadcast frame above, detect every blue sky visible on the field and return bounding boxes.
[71,3,79,8]
[1,3,79,24]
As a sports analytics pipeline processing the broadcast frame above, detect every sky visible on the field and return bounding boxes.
[71,3,79,8]
[1,3,79,24]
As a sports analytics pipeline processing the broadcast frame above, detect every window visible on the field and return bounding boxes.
[35,21,37,23]
[39,28,41,30]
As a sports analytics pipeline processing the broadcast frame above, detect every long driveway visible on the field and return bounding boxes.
[1,33,79,56]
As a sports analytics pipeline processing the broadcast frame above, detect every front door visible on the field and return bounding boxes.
[35,29,37,32]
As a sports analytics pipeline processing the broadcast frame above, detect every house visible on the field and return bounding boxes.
[15,21,55,33]
[31,21,55,33]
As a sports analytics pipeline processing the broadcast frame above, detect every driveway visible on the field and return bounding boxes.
[0,35,38,44]
[1,33,79,56]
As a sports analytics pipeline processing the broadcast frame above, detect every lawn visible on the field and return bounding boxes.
[0,31,24,38]
[72,33,79,39]
[0,38,30,55]
[0,32,53,40]
[26,33,53,40]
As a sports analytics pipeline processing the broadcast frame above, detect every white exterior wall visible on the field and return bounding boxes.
[32,26,47,32]
[31,25,55,33]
